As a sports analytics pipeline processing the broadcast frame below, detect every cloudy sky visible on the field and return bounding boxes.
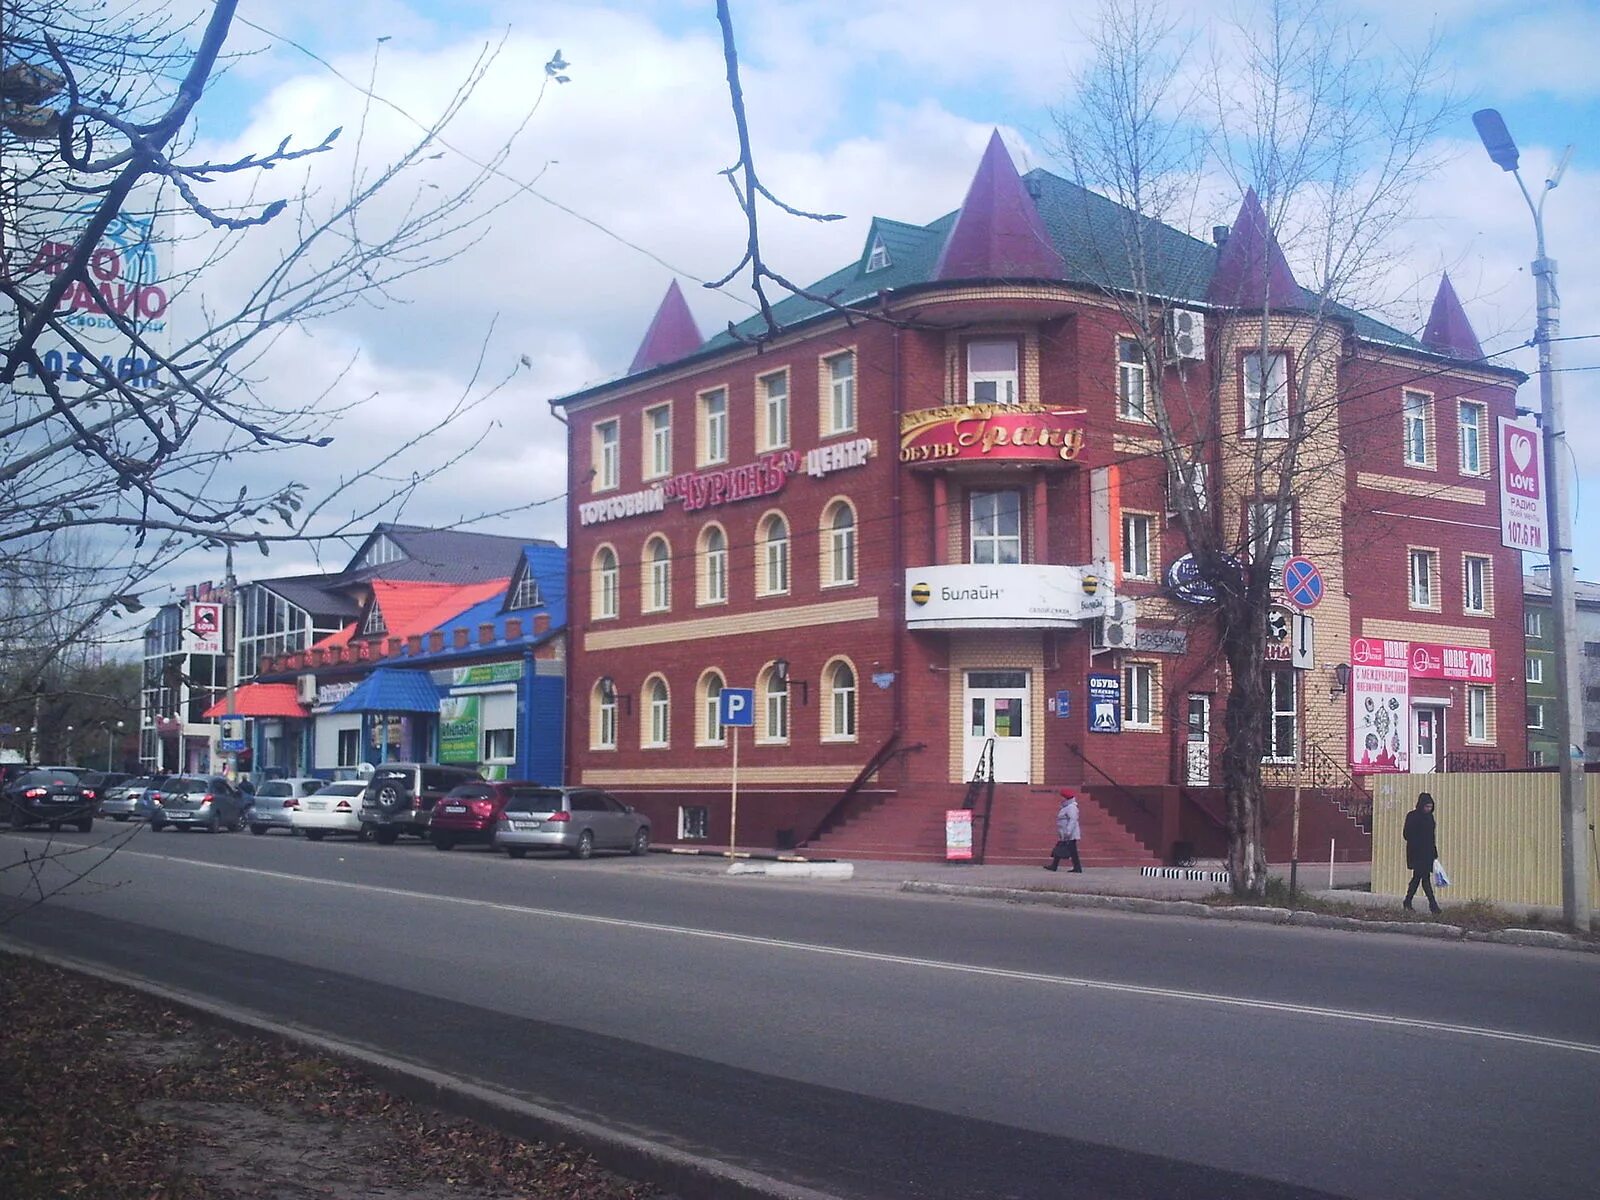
[146,0,1600,588]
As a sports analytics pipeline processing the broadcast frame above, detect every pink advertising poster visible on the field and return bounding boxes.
[1351,638,1410,774]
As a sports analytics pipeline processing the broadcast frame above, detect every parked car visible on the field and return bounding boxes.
[5,768,95,831]
[292,781,368,840]
[99,775,158,821]
[76,771,129,812]
[246,778,324,835]
[147,775,247,833]
[357,763,482,845]
[496,787,650,860]
[429,781,540,851]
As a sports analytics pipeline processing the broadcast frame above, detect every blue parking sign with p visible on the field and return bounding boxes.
[719,687,756,727]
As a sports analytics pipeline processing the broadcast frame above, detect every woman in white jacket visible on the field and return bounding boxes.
[1045,789,1082,872]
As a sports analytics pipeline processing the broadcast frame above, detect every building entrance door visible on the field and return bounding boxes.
[964,670,1030,783]
[1413,706,1444,773]
[1186,694,1212,785]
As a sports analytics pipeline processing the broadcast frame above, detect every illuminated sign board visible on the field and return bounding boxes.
[899,403,1086,466]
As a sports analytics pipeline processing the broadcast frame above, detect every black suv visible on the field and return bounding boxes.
[357,763,482,844]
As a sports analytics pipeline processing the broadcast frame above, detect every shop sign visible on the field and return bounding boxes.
[218,716,246,753]
[1087,673,1122,733]
[1351,663,1408,774]
[1351,636,1493,682]
[1165,553,1243,605]
[663,451,798,513]
[183,601,223,655]
[898,403,1086,465]
[316,681,358,707]
[804,437,873,479]
[1498,416,1547,552]
[448,661,524,687]
[904,563,1111,628]
[578,486,666,527]
[438,696,480,763]
[1134,627,1188,655]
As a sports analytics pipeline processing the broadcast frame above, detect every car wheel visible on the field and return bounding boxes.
[630,827,650,856]
[506,846,528,860]
[357,822,377,843]
[373,829,400,846]
[303,829,326,842]
[431,833,455,851]
[149,819,164,833]
[250,824,267,835]
[570,830,594,860]
[77,817,94,833]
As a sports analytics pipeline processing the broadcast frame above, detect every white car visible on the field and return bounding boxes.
[291,780,368,840]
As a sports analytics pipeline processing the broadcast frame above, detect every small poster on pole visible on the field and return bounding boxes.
[945,809,973,861]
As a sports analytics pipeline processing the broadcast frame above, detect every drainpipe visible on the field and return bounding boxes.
[556,395,576,788]
[522,644,537,783]
[891,323,906,749]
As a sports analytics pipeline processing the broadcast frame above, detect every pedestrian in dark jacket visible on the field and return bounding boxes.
[1402,792,1442,914]
[1045,789,1083,872]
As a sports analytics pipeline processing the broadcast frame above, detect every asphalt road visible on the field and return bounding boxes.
[2,824,1597,1200]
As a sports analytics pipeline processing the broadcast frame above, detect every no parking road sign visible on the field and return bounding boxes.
[1282,556,1325,610]
[718,687,755,728]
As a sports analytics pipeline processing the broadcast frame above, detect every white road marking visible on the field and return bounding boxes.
[12,843,1600,1059]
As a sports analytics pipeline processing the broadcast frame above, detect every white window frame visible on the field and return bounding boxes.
[1459,401,1486,475]
[646,404,672,479]
[1467,684,1490,744]
[1243,351,1289,439]
[825,351,856,434]
[1249,503,1294,587]
[645,677,670,748]
[1403,390,1431,467]
[594,683,617,750]
[1463,554,1491,616]
[700,388,728,465]
[700,672,726,746]
[824,500,857,587]
[760,370,789,451]
[1264,668,1298,763]
[1117,337,1150,422]
[1122,512,1154,580]
[969,490,1022,565]
[865,236,890,272]
[1123,661,1157,730]
[1526,655,1543,685]
[361,601,387,638]
[1525,609,1543,637]
[702,526,728,606]
[484,727,516,761]
[760,512,790,596]
[595,419,620,491]
[761,669,790,744]
[825,660,857,742]
[966,339,1019,405]
[678,805,710,840]
[595,546,619,620]
[509,569,541,611]
[645,536,671,613]
[1408,548,1438,611]
[1527,702,1545,731]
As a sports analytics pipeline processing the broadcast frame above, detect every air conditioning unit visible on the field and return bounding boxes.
[297,673,317,705]
[1167,459,1209,514]
[1093,597,1139,653]
[1167,308,1206,362]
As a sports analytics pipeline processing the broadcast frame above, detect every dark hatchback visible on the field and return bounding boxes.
[5,768,96,831]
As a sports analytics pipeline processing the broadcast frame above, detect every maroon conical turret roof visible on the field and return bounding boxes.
[1206,187,1300,310]
[628,279,703,374]
[1421,272,1483,361]
[933,130,1065,282]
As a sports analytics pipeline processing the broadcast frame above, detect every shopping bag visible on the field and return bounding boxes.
[1433,858,1451,888]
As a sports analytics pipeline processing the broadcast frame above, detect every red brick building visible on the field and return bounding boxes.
[554,133,1525,864]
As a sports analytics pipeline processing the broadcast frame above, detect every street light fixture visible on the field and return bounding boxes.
[1473,108,1590,933]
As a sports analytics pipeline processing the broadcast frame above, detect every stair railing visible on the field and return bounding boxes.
[961,737,996,865]
[800,732,915,846]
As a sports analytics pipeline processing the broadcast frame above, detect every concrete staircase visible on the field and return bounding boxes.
[805,784,1162,867]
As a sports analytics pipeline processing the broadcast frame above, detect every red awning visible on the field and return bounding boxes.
[202,682,308,720]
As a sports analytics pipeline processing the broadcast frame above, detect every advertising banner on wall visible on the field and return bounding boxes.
[1087,673,1122,734]
[904,564,1111,628]
[1350,638,1409,774]
[438,696,480,763]
[899,404,1087,466]
[1498,416,1548,552]
[183,602,223,655]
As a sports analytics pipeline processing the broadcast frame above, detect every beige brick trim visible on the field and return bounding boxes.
[580,765,863,787]
[1360,619,1492,648]
[1113,433,1163,455]
[584,596,880,651]
[1356,472,1486,506]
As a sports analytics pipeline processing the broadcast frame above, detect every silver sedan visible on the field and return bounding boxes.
[496,786,650,860]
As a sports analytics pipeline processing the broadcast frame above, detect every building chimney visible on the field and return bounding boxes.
[453,628,470,649]
[533,613,551,634]
[388,637,403,657]
[1212,225,1230,246]
[479,622,496,646]
[505,618,523,640]
[428,632,445,653]
[406,635,422,655]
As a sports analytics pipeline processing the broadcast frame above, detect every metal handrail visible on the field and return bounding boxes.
[1066,742,1157,819]
[800,732,910,845]
[961,738,997,865]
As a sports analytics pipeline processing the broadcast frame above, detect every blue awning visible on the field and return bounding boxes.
[330,667,442,714]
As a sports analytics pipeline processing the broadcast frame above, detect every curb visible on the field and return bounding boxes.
[727,862,855,880]
[0,939,843,1200]
[897,882,1600,953]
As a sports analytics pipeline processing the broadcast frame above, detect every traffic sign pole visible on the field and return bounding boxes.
[729,723,740,857]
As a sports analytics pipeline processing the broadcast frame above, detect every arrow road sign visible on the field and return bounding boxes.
[1282,556,1325,609]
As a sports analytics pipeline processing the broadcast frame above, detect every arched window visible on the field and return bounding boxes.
[759,661,790,743]
[822,499,857,587]
[643,675,670,747]
[758,511,790,596]
[644,535,671,612]
[824,658,857,741]
[593,545,619,620]
[699,524,728,605]
[592,678,618,749]
[697,669,726,745]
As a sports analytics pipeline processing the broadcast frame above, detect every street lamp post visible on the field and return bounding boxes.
[1474,109,1591,933]
[106,720,124,771]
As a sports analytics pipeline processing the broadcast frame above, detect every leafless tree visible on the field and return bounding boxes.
[1050,0,1459,895]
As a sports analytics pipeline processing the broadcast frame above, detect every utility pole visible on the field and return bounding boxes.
[222,542,239,782]
[1474,110,1591,932]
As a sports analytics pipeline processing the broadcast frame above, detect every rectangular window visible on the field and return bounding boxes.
[825,352,856,433]
[1527,703,1545,730]
[594,419,620,491]
[1467,684,1489,743]
[760,371,789,450]
[1249,504,1294,587]
[1243,352,1289,439]
[1265,668,1298,762]
[1525,610,1543,637]
[1463,555,1492,615]
[1588,687,1600,704]
[1531,749,1548,766]
[337,728,360,767]
[700,388,728,464]
[484,728,515,760]
[1403,390,1431,467]
[1408,548,1438,610]
[1123,662,1156,729]
[969,490,1022,565]
[1117,338,1150,422]
[1584,642,1600,658]
[764,681,789,743]
[678,805,709,840]
[1526,656,1543,684]
[967,339,1019,405]
[649,691,670,747]
[646,405,672,478]
[1459,402,1485,475]
[1122,513,1154,580]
